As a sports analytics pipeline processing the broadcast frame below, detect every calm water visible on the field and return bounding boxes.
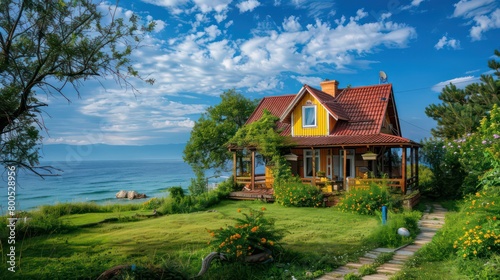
[0,159,225,212]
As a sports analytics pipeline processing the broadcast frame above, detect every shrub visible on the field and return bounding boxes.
[216,176,240,195]
[336,183,397,215]
[453,190,500,259]
[168,186,185,202]
[364,210,421,248]
[142,197,164,210]
[207,208,286,262]
[274,182,323,207]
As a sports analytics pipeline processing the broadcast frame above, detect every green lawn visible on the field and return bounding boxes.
[1,200,379,279]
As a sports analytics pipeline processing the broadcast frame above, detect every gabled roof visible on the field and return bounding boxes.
[245,82,412,146]
[279,85,349,121]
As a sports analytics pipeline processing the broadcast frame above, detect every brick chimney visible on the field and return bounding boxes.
[320,79,339,97]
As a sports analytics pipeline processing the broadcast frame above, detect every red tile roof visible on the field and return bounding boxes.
[246,95,295,124]
[245,83,413,147]
[333,84,393,135]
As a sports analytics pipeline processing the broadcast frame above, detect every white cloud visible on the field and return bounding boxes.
[434,35,461,50]
[452,0,495,18]
[401,0,425,11]
[291,75,323,87]
[469,8,500,40]
[431,76,478,92]
[380,12,392,20]
[452,0,499,40]
[237,0,261,13]
[282,15,302,32]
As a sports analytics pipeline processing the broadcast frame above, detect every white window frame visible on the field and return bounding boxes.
[302,105,317,127]
[304,149,320,178]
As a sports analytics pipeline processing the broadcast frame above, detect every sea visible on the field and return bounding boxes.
[1,159,228,213]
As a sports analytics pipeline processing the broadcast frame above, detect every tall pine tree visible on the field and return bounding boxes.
[425,50,500,139]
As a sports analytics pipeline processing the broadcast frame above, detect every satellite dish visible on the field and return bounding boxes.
[379,71,388,84]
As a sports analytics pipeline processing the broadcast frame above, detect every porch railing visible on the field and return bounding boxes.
[347,178,404,190]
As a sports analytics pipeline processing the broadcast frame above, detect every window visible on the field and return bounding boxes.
[304,150,320,177]
[302,105,316,127]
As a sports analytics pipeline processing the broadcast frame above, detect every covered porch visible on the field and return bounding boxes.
[229,140,420,195]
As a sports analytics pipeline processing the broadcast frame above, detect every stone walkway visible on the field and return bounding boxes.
[318,204,447,280]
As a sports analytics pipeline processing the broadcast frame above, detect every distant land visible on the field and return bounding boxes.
[38,143,186,161]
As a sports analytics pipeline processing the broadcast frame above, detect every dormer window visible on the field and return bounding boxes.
[302,105,316,127]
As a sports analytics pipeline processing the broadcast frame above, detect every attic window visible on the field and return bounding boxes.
[302,105,316,127]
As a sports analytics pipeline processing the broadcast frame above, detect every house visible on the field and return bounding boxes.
[229,80,420,195]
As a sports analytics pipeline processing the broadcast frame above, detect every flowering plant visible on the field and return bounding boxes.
[207,208,285,262]
[274,182,323,207]
[454,191,500,259]
[336,183,396,215]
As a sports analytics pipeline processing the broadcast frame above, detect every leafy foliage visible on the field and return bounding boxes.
[183,89,258,175]
[168,186,185,202]
[274,182,323,207]
[423,104,500,198]
[336,183,398,215]
[0,0,154,173]
[454,190,500,260]
[365,210,421,248]
[228,110,292,160]
[425,49,500,139]
[207,208,286,262]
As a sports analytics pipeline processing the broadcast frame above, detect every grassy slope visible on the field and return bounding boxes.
[1,200,378,279]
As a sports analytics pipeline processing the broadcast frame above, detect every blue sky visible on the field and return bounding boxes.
[39,0,500,148]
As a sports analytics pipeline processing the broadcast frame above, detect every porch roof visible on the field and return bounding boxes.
[290,133,420,147]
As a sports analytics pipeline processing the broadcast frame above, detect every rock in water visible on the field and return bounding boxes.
[116,190,127,199]
[397,227,410,237]
[127,191,138,200]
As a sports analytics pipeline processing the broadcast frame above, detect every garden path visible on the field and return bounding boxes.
[317,203,447,280]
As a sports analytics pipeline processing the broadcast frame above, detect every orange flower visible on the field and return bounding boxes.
[251,226,259,232]
[261,238,267,243]
[261,207,267,211]
[269,241,274,246]
[237,209,241,213]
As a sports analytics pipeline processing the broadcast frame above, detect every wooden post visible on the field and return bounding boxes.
[401,147,407,194]
[343,149,347,191]
[410,147,414,180]
[415,147,419,190]
[311,147,316,186]
[233,151,237,184]
[251,150,255,190]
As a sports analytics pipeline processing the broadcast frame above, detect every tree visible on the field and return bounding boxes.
[425,50,500,139]
[228,110,292,161]
[183,89,258,194]
[0,0,154,174]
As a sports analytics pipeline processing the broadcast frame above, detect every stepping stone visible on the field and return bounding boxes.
[345,262,365,269]
[388,259,405,264]
[394,250,415,256]
[358,257,377,264]
[364,252,380,259]
[362,274,390,280]
[373,248,394,253]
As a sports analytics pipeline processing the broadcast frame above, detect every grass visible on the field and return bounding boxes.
[0,200,379,279]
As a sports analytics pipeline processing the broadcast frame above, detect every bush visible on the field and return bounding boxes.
[207,208,286,262]
[168,186,185,202]
[216,176,240,195]
[453,190,500,259]
[274,182,323,207]
[336,183,397,215]
[365,210,421,248]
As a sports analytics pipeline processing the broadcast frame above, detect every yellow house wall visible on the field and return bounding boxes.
[292,92,329,136]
